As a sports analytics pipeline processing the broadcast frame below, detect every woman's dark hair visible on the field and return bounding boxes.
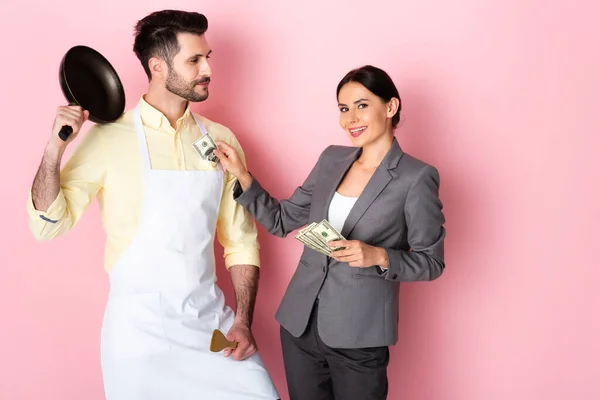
[336,65,402,128]
[133,10,208,80]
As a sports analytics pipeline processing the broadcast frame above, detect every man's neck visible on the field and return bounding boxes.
[144,84,188,129]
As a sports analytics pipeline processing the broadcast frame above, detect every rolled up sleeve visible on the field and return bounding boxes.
[26,189,69,240]
[215,135,260,269]
[26,126,106,241]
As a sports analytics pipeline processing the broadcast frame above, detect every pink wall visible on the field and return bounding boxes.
[1,0,599,399]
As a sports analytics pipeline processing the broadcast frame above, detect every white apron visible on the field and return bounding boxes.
[99,106,279,400]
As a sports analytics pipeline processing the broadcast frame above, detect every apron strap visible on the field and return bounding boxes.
[191,113,224,174]
[191,113,208,136]
[133,105,224,174]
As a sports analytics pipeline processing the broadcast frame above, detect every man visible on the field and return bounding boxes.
[27,10,279,400]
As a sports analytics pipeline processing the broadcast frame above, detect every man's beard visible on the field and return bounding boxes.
[165,68,210,102]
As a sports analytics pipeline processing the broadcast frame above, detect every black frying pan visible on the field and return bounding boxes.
[58,45,126,141]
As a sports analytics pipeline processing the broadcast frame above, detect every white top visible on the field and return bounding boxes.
[328,192,359,233]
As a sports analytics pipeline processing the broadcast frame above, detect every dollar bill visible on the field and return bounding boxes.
[192,132,218,162]
[294,223,316,243]
[301,224,332,253]
[310,220,346,251]
[297,235,330,255]
[294,223,331,255]
[294,220,346,255]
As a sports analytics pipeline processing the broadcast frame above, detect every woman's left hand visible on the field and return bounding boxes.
[328,240,389,268]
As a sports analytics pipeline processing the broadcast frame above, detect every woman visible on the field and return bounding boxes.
[214,65,446,400]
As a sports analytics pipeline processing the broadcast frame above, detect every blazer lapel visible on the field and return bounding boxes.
[340,138,404,238]
[340,167,392,238]
[319,148,361,221]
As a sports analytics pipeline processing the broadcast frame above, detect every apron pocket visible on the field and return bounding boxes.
[102,292,171,360]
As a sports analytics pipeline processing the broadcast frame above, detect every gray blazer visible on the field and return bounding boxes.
[234,138,446,349]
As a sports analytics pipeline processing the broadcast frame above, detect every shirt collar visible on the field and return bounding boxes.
[137,95,192,131]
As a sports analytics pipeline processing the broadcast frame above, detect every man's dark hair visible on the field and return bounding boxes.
[133,10,208,80]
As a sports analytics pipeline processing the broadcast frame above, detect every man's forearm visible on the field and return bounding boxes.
[32,146,64,212]
[229,264,259,327]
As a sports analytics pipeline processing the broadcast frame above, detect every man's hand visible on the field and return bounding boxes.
[49,105,89,151]
[31,105,89,212]
[224,322,257,361]
[329,240,389,268]
[226,264,259,360]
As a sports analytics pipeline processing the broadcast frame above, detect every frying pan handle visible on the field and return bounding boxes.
[58,101,76,141]
[58,125,73,141]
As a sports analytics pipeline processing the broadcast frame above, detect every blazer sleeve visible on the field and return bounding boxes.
[384,165,446,282]
[233,149,327,238]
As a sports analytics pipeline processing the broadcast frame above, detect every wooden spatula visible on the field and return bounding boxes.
[210,329,238,352]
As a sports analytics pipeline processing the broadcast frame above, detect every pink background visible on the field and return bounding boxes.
[1,0,599,399]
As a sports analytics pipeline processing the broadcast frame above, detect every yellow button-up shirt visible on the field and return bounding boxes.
[27,97,260,272]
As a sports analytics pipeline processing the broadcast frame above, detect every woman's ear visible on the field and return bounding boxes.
[387,97,400,119]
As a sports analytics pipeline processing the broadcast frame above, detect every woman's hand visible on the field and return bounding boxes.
[328,240,389,268]
[213,141,253,190]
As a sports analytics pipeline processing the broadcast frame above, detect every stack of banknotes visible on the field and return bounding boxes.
[294,220,346,256]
